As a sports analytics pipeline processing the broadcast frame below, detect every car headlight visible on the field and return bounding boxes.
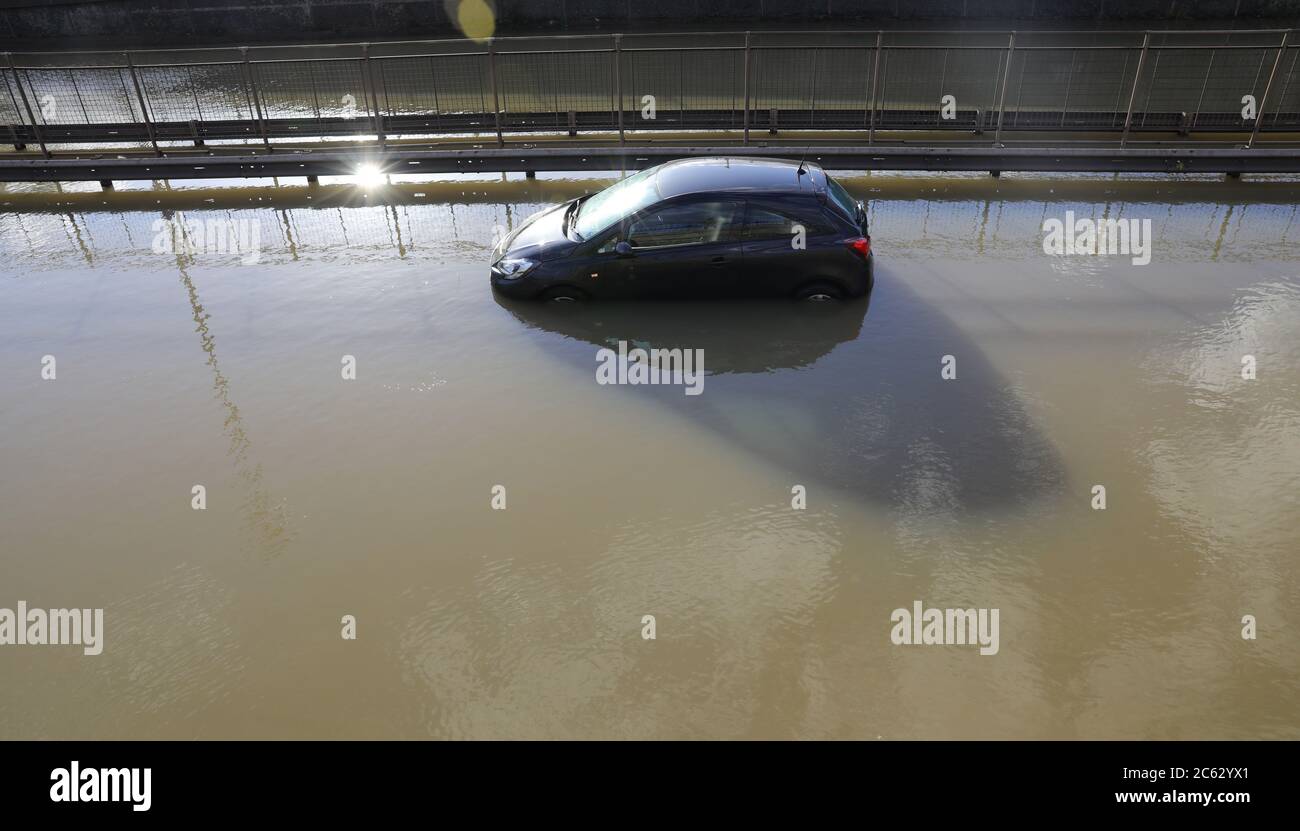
[494,257,538,279]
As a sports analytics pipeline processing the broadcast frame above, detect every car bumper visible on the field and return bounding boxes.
[490,272,542,299]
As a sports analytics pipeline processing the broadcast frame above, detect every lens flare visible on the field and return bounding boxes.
[448,0,495,43]
[354,164,388,188]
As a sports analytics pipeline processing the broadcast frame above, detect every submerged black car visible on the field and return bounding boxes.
[490,157,872,301]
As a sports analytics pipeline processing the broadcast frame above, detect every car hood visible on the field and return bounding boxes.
[494,200,580,262]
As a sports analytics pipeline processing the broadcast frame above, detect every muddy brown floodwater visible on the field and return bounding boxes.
[0,172,1297,738]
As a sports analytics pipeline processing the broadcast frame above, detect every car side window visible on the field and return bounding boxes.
[622,200,743,249]
[743,204,835,241]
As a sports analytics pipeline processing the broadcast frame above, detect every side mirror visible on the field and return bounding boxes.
[614,241,634,257]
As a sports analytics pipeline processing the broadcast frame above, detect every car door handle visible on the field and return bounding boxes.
[710,256,727,267]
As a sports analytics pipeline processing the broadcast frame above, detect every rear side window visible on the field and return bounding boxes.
[824,175,860,225]
[743,203,838,241]
[624,200,743,248]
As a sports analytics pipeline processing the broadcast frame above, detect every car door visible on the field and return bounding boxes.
[739,199,840,296]
[602,198,745,298]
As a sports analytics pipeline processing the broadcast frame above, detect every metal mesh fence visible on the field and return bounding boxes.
[1059,49,1138,127]
[621,47,745,130]
[425,53,493,117]
[1,30,1296,147]
[1137,46,1272,128]
[498,49,616,131]
[140,63,252,122]
[1273,46,1300,127]
[1003,48,1141,128]
[375,57,444,117]
[138,65,209,123]
[20,67,140,124]
[368,51,497,133]
[256,59,369,121]
[751,47,877,129]
[876,46,1005,128]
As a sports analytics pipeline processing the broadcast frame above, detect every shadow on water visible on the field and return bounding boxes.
[495,271,1066,512]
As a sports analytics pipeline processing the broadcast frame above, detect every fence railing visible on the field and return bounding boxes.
[2,29,1298,157]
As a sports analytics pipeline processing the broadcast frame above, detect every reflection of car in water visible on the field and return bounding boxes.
[494,294,871,375]
[496,282,1065,511]
[490,157,873,301]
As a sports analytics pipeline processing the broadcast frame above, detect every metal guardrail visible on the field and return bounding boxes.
[6,145,1300,185]
[2,29,1298,159]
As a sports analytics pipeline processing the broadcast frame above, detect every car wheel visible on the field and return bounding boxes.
[541,286,587,302]
[794,281,844,302]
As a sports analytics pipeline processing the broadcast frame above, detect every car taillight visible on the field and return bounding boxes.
[846,236,871,259]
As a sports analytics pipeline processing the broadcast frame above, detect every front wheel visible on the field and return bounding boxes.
[540,286,588,302]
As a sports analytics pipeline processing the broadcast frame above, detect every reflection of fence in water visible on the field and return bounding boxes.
[0,194,1295,268]
[2,30,1298,145]
[0,199,562,266]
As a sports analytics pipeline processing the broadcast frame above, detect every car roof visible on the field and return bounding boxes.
[654,157,827,200]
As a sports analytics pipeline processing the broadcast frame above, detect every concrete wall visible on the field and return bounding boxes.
[3,0,1298,48]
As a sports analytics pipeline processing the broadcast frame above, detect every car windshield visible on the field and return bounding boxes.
[573,166,662,239]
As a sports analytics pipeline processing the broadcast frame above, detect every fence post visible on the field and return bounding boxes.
[69,72,91,123]
[993,31,1015,144]
[125,52,161,157]
[240,47,271,151]
[742,31,751,144]
[307,62,321,122]
[1120,32,1151,147]
[1060,49,1077,127]
[488,38,503,147]
[809,46,819,125]
[1249,30,1290,148]
[363,44,385,150]
[867,31,882,144]
[1191,48,1217,131]
[5,53,47,158]
[187,65,204,123]
[615,34,624,145]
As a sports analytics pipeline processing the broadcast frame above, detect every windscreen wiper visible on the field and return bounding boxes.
[562,199,583,240]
